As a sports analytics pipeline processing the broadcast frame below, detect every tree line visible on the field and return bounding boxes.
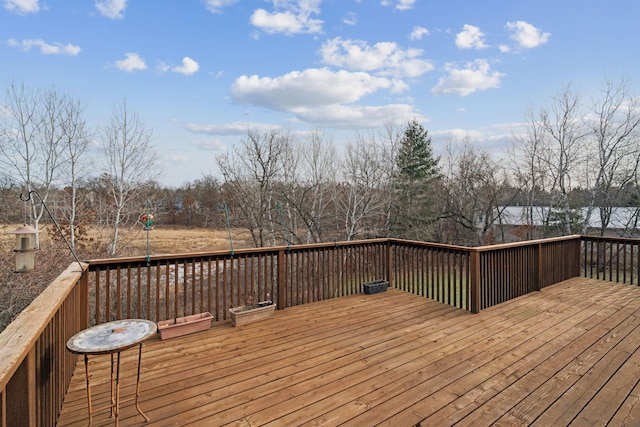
[2,77,640,260]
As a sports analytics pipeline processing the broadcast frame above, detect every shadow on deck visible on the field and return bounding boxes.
[57,277,640,426]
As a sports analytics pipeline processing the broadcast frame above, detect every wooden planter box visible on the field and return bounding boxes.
[229,301,276,326]
[157,312,213,340]
[363,280,389,294]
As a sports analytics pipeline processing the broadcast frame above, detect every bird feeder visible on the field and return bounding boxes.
[140,213,154,230]
[7,225,40,272]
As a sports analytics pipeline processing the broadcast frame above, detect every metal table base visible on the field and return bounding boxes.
[67,319,157,426]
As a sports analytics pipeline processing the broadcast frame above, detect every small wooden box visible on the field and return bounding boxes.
[229,301,276,326]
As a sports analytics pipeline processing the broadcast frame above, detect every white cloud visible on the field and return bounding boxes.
[230,67,420,127]
[186,121,279,135]
[292,103,419,128]
[431,59,504,96]
[455,24,488,50]
[432,124,516,153]
[395,0,415,10]
[171,57,200,75]
[319,37,434,78]
[202,0,239,13]
[114,52,146,71]
[3,0,38,14]
[409,26,429,41]
[506,21,550,49]
[342,11,357,26]
[381,0,415,10]
[7,38,81,55]
[250,0,323,35]
[191,138,227,151]
[231,68,397,111]
[95,0,127,19]
[433,128,485,142]
[498,44,510,53]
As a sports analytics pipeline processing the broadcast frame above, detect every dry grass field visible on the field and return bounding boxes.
[113,226,252,256]
[1,224,251,257]
[0,224,252,331]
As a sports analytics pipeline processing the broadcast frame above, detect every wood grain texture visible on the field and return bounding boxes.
[57,278,640,426]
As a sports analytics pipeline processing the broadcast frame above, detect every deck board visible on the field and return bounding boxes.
[57,277,640,426]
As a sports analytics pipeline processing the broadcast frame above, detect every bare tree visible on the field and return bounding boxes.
[440,138,512,245]
[301,130,338,242]
[59,97,92,249]
[176,176,223,227]
[336,137,389,241]
[513,79,640,237]
[376,119,404,237]
[216,129,288,247]
[275,131,301,246]
[278,129,337,243]
[539,84,588,235]
[100,100,160,257]
[582,76,640,234]
[0,84,83,245]
[335,120,403,240]
[509,106,550,239]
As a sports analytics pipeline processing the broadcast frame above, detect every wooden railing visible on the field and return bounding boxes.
[85,239,392,325]
[0,263,87,427]
[391,239,472,310]
[84,236,585,326]
[390,235,582,312]
[472,235,581,311]
[0,234,614,426]
[581,235,640,285]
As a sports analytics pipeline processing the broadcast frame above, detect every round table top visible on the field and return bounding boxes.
[66,319,157,355]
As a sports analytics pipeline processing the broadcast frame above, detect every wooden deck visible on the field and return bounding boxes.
[57,277,640,426]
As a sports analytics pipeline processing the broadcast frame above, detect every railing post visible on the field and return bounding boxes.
[1,387,5,426]
[387,240,394,288]
[277,249,286,310]
[573,237,582,278]
[470,250,480,314]
[80,267,89,329]
[536,243,542,291]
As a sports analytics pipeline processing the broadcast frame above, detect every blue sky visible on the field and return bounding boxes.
[2,0,639,186]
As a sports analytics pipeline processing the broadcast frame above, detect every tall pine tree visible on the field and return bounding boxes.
[392,119,440,240]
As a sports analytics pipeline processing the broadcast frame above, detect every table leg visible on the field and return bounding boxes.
[135,343,151,421]
[83,354,93,427]
[110,353,115,418]
[115,351,121,427]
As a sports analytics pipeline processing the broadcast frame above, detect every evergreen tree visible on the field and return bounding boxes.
[392,119,441,240]
[397,119,439,182]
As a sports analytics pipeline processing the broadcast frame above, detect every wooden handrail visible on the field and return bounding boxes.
[85,238,392,268]
[473,234,582,251]
[0,263,87,426]
[0,263,85,389]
